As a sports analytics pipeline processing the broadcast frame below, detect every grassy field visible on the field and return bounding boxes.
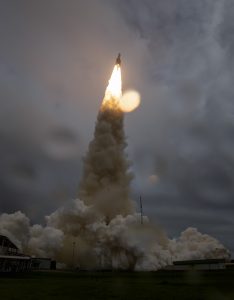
[0,269,234,300]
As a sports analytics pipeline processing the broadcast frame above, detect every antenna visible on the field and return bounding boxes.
[140,195,143,225]
[72,241,76,269]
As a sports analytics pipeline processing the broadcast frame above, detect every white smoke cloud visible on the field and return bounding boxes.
[0,204,230,270]
[28,225,64,258]
[44,201,172,270]
[169,227,230,261]
[0,211,30,251]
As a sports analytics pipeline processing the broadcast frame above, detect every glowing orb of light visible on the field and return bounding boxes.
[119,90,141,113]
[148,174,159,184]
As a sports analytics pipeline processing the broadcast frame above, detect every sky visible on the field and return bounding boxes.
[0,0,234,255]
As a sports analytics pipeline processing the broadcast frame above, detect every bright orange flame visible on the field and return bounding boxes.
[103,64,122,103]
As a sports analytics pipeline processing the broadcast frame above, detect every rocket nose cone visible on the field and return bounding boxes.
[116,54,121,65]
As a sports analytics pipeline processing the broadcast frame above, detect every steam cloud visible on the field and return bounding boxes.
[0,96,230,270]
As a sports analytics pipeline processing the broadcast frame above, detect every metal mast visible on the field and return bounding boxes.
[140,195,143,225]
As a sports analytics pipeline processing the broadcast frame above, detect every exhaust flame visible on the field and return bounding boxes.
[104,64,122,102]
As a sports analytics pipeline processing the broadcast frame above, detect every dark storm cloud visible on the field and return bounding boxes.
[118,0,234,253]
[0,0,147,219]
[0,0,234,254]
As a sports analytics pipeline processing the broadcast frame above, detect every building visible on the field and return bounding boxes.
[0,255,31,272]
[0,235,19,255]
[0,235,57,272]
[0,235,31,272]
[31,257,56,270]
[164,258,228,271]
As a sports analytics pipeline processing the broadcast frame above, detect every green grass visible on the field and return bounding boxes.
[0,270,234,300]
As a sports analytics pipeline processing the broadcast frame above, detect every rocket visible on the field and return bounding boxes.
[116,53,121,66]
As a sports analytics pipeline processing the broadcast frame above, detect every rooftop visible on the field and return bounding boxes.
[0,235,18,250]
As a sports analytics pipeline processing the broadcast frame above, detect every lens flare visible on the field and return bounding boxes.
[104,65,122,102]
[119,90,141,113]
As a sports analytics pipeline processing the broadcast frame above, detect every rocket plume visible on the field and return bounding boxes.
[79,61,134,222]
[104,63,122,101]
[0,56,230,270]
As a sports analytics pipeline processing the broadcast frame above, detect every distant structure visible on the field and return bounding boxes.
[0,235,56,272]
[164,258,232,271]
[0,235,31,272]
[0,235,19,255]
[139,195,143,225]
[31,257,56,270]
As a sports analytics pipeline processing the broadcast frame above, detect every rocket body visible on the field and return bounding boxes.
[116,53,121,65]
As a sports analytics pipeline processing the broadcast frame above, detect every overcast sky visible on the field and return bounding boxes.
[0,0,234,255]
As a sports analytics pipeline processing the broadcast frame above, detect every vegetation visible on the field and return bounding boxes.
[0,269,234,300]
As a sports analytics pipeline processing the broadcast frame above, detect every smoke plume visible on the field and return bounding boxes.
[79,100,134,222]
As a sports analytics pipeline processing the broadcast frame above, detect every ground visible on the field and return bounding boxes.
[0,270,234,300]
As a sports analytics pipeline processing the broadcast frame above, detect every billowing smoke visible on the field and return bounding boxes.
[0,211,64,258]
[0,204,230,270]
[169,227,230,261]
[79,100,134,222]
[0,211,30,251]
[0,67,230,270]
